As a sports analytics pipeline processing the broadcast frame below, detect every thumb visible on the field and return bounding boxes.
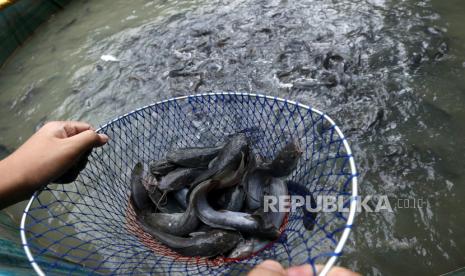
[66,130,109,152]
[286,264,314,276]
[248,260,286,276]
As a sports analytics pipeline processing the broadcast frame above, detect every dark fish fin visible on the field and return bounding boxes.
[251,210,280,239]
[286,180,318,231]
[255,163,271,175]
[251,209,265,220]
[251,209,275,229]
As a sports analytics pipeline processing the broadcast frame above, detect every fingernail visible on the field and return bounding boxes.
[259,260,285,273]
[99,134,109,142]
[286,264,313,276]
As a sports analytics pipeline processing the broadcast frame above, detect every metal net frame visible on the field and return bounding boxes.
[21,92,358,276]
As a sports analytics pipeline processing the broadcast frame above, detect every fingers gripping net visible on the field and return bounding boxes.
[21,93,358,275]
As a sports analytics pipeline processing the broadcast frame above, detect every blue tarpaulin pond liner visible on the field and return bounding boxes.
[0,0,72,67]
[20,93,359,275]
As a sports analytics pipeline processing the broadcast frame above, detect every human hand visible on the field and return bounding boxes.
[248,260,360,276]
[0,121,108,208]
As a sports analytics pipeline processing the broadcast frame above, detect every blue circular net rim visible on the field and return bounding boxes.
[20,92,359,276]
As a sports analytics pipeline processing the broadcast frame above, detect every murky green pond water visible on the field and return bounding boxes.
[0,0,464,275]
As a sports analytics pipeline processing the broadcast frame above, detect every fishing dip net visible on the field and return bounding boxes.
[21,92,358,275]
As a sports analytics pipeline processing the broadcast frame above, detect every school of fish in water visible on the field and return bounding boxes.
[129,133,309,258]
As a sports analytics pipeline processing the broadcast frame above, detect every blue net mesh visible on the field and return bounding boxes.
[21,93,357,275]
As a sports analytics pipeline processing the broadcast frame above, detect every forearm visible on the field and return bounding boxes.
[0,155,36,209]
